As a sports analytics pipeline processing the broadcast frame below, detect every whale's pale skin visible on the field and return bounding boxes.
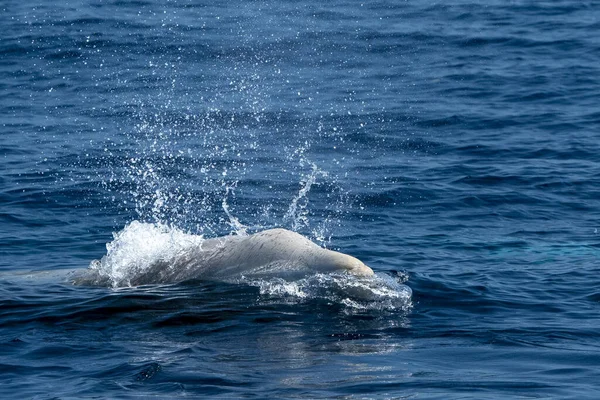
[75,228,374,286]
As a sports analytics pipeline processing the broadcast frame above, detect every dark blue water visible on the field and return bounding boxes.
[2,0,600,398]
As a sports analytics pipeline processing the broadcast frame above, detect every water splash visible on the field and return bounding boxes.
[76,4,365,273]
[283,160,328,231]
[222,183,249,235]
[87,221,204,287]
[242,273,412,312]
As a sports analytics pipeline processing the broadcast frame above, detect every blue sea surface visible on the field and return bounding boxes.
[2,0,600,398]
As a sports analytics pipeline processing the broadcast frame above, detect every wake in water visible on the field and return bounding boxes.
[75,221,411,311]
[243,273,412,312]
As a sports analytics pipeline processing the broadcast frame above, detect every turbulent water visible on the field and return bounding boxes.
[2,0,600,398]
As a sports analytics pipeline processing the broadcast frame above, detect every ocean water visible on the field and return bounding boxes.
[1,0,600,398]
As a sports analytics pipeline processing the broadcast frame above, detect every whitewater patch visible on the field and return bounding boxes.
[243,273,412,312]
[82,221,205,287]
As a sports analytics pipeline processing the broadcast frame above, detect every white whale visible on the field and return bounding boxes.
[74,228,374,287]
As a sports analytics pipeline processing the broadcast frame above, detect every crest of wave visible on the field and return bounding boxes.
[242,273,412,312]
[88,221,204,287]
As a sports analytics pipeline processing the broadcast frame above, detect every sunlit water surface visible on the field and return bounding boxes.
[1,0,600,398]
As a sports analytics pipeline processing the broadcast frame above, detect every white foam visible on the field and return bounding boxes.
[242,273,412,312]
[89,221,204,287]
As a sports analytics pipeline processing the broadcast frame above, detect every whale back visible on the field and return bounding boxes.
[190,229,325,279]
[75,228,373,287]
[193,228,374,278]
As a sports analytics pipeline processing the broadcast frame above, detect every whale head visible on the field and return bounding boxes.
[316,249,374,277]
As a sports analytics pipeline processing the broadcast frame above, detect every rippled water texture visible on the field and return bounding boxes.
[1,0,600,398]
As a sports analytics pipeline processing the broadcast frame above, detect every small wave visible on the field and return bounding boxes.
[241,273,412,312]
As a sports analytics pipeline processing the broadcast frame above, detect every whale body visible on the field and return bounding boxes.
[74,228,374,287]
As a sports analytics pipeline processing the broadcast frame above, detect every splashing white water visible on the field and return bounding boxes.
[88,221,204,287]
[244,273,412,312]
[222,183,249,235]
[283,161,328,231]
